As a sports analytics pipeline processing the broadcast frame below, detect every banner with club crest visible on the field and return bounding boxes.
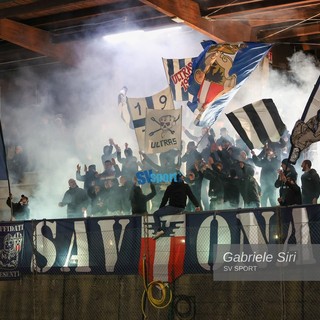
[144,108,182,154]
[0,223,24,280]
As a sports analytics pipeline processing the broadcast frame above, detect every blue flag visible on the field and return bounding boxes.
[188,41,272,126]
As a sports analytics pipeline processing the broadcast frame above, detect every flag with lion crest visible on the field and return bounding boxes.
[188,41,272,126]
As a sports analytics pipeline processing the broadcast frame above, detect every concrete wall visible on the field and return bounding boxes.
[0,273,318,320]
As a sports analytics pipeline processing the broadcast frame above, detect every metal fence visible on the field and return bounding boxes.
[0,206,320,320]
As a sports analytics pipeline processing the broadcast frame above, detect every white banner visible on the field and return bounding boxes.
[144,108,182,154]
[127,87,174,151]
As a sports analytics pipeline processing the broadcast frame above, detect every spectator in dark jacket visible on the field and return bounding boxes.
[202,161,227,210]
[88,184,107,216]
[103,179,122,215]
[97,159,121,186]
[153,173,200,239]
[239,162,261,208]
[119,176,134,215]
[76,163,98,191]
[115,143,138,181]
[184,163,203,211]
[224,169,240,209]
[275,159,301,206]
[58,178,89,218]
[6,193,30,220]
[252,147,280,207]
[181,141,202,172]
[101,138,117,164]
[300,159,320,204]
[130,179,156,214]
[276,173,302,206]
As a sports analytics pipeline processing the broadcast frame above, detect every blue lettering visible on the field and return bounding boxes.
[162,173,169,182]
[143,170,153,183]
[135,170,178,184]
[136,171,146,185]
[169,173,177,182]
[150,173,157,183]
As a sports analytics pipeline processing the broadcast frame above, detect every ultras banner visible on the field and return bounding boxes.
[8,205,320,281]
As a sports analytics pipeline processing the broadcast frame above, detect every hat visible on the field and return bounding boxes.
[175,171,184,183]
[281,158,290,164]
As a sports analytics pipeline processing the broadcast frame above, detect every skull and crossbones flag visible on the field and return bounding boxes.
[127,87,174,151]
[144,108,182,154]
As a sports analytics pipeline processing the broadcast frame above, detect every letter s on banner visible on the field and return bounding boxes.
[136,171,146,185]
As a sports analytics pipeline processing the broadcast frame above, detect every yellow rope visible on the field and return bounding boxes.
[141,256,173,318]
[141,214,173,318]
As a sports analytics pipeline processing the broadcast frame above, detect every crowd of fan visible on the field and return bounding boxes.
[56,125,320,219]
[7,126,320,220]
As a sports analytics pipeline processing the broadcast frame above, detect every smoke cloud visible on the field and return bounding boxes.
[1,25,319,219]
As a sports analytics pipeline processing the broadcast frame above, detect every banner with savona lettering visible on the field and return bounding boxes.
[7,205,320,281]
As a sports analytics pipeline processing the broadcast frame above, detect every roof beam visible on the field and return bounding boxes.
[0,18,79,65]
[140,0,254,42]
[201,0,319,16]
[0,0,82,18]
[257,22,320,42]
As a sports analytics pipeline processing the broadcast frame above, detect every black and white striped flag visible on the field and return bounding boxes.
[226,99,286,150]
[162,57,195,102]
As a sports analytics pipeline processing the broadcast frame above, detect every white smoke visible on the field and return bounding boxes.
[1,25,319,219]
[1,25,210,219]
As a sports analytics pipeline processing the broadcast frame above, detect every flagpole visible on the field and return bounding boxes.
[300,75,320,122]
[288,75,320,164]
[0,89,13,221]
[177,105,183,170]
[195,117,216,150]
[0,121,12,221]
